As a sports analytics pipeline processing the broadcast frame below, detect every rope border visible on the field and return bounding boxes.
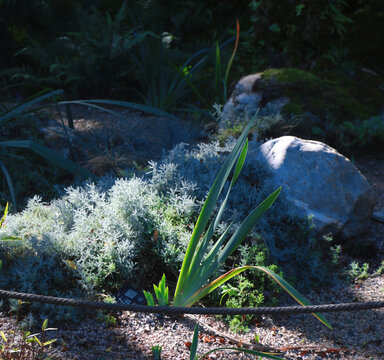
[1,289,384,315]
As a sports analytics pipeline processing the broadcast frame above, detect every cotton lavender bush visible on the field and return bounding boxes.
[0,136,333,323]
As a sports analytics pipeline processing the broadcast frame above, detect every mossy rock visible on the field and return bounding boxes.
[251,68,384,151]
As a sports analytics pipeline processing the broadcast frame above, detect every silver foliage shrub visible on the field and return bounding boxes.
[0,137,329,322]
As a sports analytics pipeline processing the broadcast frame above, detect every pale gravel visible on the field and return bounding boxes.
[0,274,383,359]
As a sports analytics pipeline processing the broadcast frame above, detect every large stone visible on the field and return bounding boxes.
[221,73,289,128]
[372,209,384,223]
[221,69,384,151]
[255,136,375,239]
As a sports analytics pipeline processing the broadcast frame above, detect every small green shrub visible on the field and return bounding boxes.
[220,275,267,333]
[248,0,353,69]
[346,260,384,284]
[219,244,282,333]
[340,113,384,151]
[0,319,56,360]
[151,344,162,360]
[374,260,384,276]
[348,261,370,282]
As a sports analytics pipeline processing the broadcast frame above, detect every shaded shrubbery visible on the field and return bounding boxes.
[2,0,383,96]
[0,136,337,323]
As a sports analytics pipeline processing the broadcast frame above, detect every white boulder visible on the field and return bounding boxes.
[255,136,375,238]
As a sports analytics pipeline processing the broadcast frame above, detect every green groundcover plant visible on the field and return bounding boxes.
[0,319,56,360]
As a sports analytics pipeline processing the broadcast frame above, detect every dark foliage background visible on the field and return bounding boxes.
[0,0,383,207]
[1,0,383,96]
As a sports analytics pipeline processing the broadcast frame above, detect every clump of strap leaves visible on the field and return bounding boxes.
[143,117,332,332]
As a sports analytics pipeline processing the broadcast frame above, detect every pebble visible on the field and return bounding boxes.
[372,209,384,223]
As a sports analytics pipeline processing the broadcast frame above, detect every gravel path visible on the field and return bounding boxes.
[1,274,383,359]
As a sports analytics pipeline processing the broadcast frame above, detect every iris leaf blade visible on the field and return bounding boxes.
[255,265,333,329]
[173,119,255,304]
[199,347,283,360]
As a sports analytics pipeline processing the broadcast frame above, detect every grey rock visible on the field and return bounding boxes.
[221,73,288,128]
[232,73,262,95]
[372,210,384,223]
[255,136,375,238]
[124,289,139,299]
[115,284,146,305]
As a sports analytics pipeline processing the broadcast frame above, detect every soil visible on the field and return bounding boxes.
[1,106,383,360]
[42,104,208,176]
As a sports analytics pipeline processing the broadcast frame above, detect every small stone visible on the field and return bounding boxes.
[372,210,384,223]
[124,289,138,299]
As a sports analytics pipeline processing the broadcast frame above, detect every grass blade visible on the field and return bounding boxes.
[189,324,199,360]
[0,89,64,124]
[214,41,222,100]
[199,347,283,360]
[182,267,250,307]
[143,291,154,306]
[0,331,7,342]
[255,266,333,329]
[185,223,233,301]
[187,171,237,284]
[231,137,247,185]
[0,202,8,228]
[189,136,248,273]
[43,339,57,346]
[182,264,332,329]
[191,135,248,269]
[59,99,178,121]
[0,236,23,241]
[0,162,17,211]
[0,140,96,180]
[217,187,281,264]
[224,19,240,86]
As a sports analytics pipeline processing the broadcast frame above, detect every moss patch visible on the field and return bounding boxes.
[261,68,320,88]
[258,68,382,120]
[252,68,384,151]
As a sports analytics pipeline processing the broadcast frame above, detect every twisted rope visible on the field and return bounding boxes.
[1,289,383,315]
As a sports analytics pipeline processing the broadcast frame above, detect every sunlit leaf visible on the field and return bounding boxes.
[0,203,8,228]
[66,260,77,270]
[255,266,332,329]
[0,331,7,343]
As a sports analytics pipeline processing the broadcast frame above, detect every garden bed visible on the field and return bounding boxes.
[0,109,383,360]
